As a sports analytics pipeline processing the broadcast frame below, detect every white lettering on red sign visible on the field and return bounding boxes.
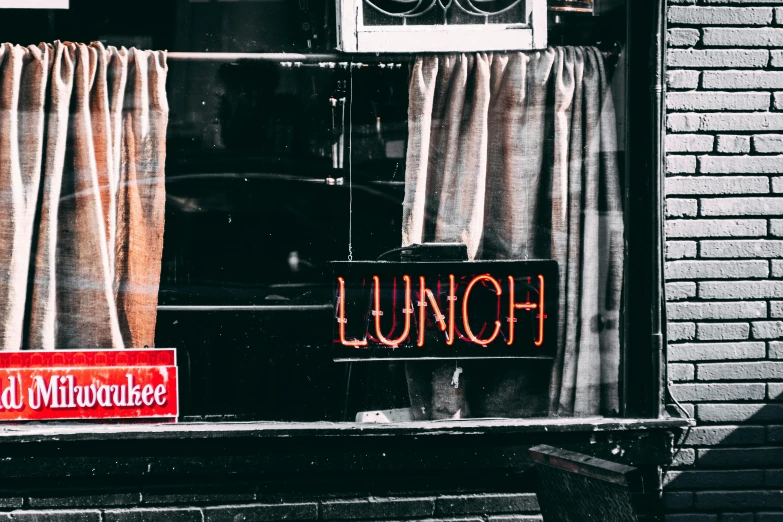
[0,349,178,421]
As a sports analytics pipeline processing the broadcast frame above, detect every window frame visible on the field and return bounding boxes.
[621,0,667,419]
[0,0,670,428]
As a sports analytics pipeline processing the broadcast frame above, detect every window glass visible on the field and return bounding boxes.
[0,0,628,422]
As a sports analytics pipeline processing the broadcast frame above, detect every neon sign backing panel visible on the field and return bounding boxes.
[332,260,557,361]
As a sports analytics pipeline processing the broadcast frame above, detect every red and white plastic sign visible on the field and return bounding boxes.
[0,349,178,421]
[0,1,68,8]
[0,1,68,7]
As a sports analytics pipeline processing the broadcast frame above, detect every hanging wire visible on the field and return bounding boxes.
[348,65,354,262]
[523,57,531,261]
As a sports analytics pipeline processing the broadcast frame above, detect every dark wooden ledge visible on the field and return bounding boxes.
[0,416,692,443]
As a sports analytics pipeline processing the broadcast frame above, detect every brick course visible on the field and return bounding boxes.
[669,341,766,361]
[321,498,434,520]
[665,177,768,195]
[435,494,539,516]
[716,135,751,153]
[668,50,769,68]
[667,260,768,280]
[670,28,703,47]
[668,7,773,26]
[668,240,699,259]
[668,199,699,217]
[669,70,702,89]
[104,508,203,522]
[0,493,548,522]
[697,322,750,340]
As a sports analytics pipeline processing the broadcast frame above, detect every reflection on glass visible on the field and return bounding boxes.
[0,0,629,423]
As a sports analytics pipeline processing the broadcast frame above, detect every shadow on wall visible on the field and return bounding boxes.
[664,393,783,520]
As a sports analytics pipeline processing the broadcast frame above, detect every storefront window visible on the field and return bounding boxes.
[0,0,630,423]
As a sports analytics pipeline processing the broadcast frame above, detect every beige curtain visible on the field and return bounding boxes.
[0,41,168,350]
[402,48,624,417]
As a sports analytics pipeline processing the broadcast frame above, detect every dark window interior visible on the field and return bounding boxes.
[1,0,629,421]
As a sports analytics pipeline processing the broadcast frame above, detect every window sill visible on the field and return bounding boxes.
[0,417,690,478]
[0,416,692,443]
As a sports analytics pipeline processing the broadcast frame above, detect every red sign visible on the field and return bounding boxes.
[0,0,68,8]
[331,260,558,361]
[0,349,178,421]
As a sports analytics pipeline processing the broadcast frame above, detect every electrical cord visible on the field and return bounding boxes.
[659,382,693,488]
[375,246,410,261]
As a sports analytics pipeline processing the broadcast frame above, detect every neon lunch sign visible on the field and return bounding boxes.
[331,261,557,360]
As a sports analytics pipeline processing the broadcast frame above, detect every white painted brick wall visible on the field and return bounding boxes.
[667,240,699,259]
[668,69,701,89]
[667,198,699,217]
[665,219,767,237]
[700,196,783,214]
[697,322,751,340]
[670,363,696,382]
[668,7,774,25]
[669,341,766,361]
[753,134,783,152]
[666,260,769,279]
[671,322,698,342]
[669,28,702,47]
[668,49,769,67]
[667,301,766,320]
[667,91,770,110]
[665,3,783,518]
[699,238,783,257]
[668,282,699,300]
[667,134,715,152]
[665,176,769,194]
[696,362,783,380]
[700,155,783,173]
[670,383,766,401]
[716,134,750,153]
[702,27,783,46]
[698,280,783,299]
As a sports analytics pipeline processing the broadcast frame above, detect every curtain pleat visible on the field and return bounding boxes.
[29,42,72,351]
[403,47,623,417]
[0,43,49,352]
[0,41,167,351]
[115,48,168,349]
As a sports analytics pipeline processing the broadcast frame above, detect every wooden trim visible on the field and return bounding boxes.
[529,444,641,487]
[338,0,547,52]
[0,417,692,444]
[356,27,535,53]
[359,23,530,33]
[337,0,358,52]
[531,0,548,49]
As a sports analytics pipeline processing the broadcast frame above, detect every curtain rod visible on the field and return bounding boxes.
[166,52,413,63]
[166,50,616,63]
